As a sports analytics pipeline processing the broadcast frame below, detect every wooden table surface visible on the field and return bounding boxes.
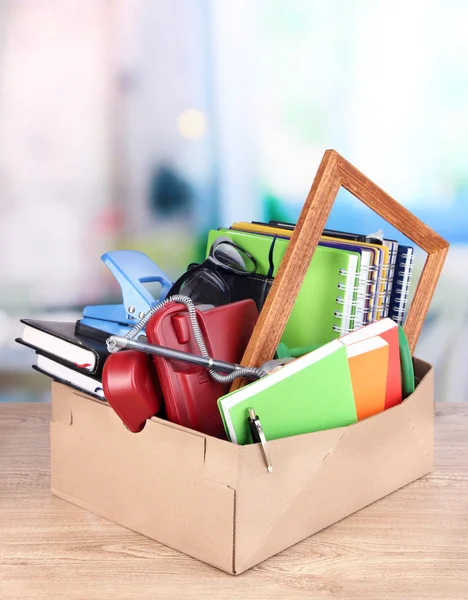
[1,403,467,600]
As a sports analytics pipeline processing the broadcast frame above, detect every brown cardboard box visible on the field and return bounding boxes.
[50,358,434,575]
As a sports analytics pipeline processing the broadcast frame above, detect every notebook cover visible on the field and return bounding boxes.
[32,347,104,381]
[74,320,112,342]
[32,365,105,401]
[17,319,109,376]
[207,229,361,347]
[75,320,148,345]
[388,245,414,325]
[231,226,380,328]
[382,239,399,318]
[218,340,357,444]
[340,319,402,409]
[229,222,387,326]
[346,338,389,420]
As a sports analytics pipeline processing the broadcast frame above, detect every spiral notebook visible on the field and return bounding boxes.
[382,239,399,317]
[235,221,414,328]
[228,222,386,331]
[207,228,361,347]
[319,241,371,333]
[327,240,380,330]
[388,244,414,325]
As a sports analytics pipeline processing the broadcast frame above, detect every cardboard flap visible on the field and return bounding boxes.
[204,435,240,489]
[50,383,236,573]
[51,382,74,425]
[234,365,434,574]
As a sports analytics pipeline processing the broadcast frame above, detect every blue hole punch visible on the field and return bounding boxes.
[80,250,173,337]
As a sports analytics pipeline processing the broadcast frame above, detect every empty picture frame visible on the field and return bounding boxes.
[232,149,449,391]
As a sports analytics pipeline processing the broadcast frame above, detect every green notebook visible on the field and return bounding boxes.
[207,228,361,347]
[218,340,357,445]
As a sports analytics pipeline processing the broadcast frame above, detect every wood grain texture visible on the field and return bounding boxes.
[337,155,448,253]
[403,247,449,351]
[337,154,449,352]
[233,149,449,384]
[1,402,468,600]
[231,150,340,391]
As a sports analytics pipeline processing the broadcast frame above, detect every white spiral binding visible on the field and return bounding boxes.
[335,256,396,334]
[335,255,402,332]
[390,252,414,325]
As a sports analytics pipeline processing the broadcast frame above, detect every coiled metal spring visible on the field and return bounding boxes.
[112,294,265,383]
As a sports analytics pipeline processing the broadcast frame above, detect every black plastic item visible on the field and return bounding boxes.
[168,236,275,311]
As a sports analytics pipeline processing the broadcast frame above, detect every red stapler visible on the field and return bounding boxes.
[145,299,258,438]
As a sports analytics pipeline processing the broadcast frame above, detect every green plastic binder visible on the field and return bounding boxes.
[207,228,361,347]
[218,339,357,444]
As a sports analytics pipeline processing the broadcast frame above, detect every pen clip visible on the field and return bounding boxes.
[248,408,273,473]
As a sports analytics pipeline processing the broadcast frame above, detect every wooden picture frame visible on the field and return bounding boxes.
[232,149,449,390]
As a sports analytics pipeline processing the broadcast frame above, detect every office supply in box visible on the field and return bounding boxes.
[218,339,357,445]
[341,318,402,409]
[33,354,105,400]
[389,244,415,325]
[345,336,389,420]
[102,350,162,433]
[230,221,391,329]
[380,237,399,318]
[81,250,173,336]
[219,319,400,442]
[247,408,273,472]
[17,319,109,376]
[48,149,448,574]
[249,221,405,325]
[168,236,273,311]
[145,298,259,438]
[226,223,387,328]
[399,325,415,398]
[207,228,362,347]
[101,295,299,435]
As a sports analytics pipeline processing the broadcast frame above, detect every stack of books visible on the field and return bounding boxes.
[16,320,109,399]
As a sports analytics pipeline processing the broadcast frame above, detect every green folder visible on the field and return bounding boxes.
[207,229,361,347]
[218,340,357,444]
[398,325,415,398]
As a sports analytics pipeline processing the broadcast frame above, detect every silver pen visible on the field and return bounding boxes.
[248,408,273,473]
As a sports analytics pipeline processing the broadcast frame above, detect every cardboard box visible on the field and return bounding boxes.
[50,358,434,575]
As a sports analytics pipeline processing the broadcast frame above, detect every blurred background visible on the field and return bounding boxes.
[1,0,467,402]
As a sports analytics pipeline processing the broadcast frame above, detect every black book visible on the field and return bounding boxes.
[74,320,112,342]
[16,319,110,377]
[74,320,148,344]
[32,352,105,401]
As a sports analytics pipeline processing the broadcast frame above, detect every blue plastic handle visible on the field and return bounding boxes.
[82,250,173,325]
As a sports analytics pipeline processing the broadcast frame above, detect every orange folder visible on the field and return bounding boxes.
[345,337,389,420]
